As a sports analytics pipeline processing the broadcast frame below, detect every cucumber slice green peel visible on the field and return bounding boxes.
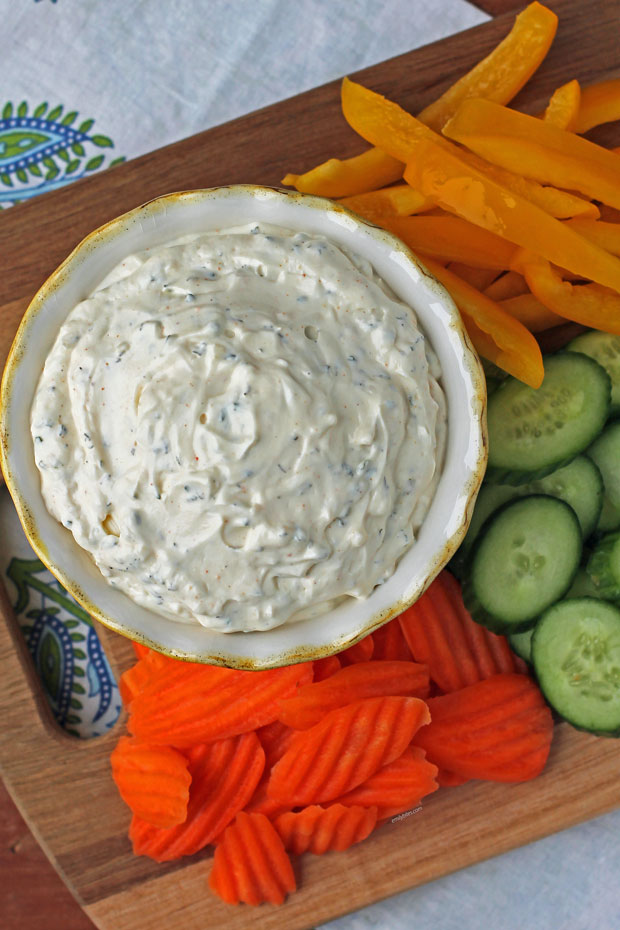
[567,332,620,416]
[464,495,582,634]
[508,628,534,664]
[457,455,603,564]
[532,598,620,736]
[586,532,620,601]
[486,353,611,485]
[588,420,620,529]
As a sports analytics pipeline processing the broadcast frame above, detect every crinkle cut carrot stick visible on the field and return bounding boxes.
[338,633,374,664]
[111,737,191,828]
[398,572,521,693]
[268,696,430,806]
[274,804,377,855]
[130,732,264,861]
[372,617,413,661]
[277,660,429,730]
[129,661,313,747]
[413,673,553,782]
[208,812,296,906]
[334,746,438,819]
[312,655,342,681]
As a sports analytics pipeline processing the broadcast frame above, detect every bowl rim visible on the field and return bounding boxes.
[0,184,487,668]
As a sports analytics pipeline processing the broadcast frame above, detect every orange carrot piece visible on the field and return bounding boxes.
[277,660,429,730]
[256,720,296,769]
[244,778,292,820]
[436,768,470,788]
[338,634,374,665]
[119,649,177,706]
[119,659,155,707]
[413,673,554,782]
[130,732,264,861]
[131,641,151,660]
[312,655,342,681]
[440,573,525,677]
[268,696,430,806]
[111,737,191,828]
[274,804,377,855]
[372,618,412,661]
[128,661,313,747]
[398,572,523,693]
[209,812,296,906]
[334,746,438,819]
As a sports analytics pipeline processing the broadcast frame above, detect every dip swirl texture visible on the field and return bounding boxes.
[31,225,446,632]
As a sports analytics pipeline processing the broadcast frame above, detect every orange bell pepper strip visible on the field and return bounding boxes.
[419,255,544,388]
[460,148,598,219]
[281,148,403,199]
[455,146,598,220]
[455,148,598,220]
[598,204,620,224]
[484,271,528,301]
[338,184,433,223]
[384,215,516,270]
[418,2,558,132]
[512,249,620,335]
[283,3,557,198]
[403,136,620,294]
[499,293,564,332]
[448,265,498,292]
[341,76,444,162]
[564,218,620,257]
[342,77,599,224]
[574,79,620,134]
[543,79,581,130]
[443,98,620,210]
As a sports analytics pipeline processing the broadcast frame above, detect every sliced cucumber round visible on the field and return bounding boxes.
[456,484,517,566]
[566,566,602,600]
[464,495,582,633]
[486,353,611,485]
[597,496,620,534]
[532,598,620,735]
[587,422,620,524]
[586,532,620,601]
[567,332,620,416]
[458,456,603,564]
[508,627,534,664]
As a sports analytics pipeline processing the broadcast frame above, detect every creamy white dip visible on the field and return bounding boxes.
[31,224,446,632]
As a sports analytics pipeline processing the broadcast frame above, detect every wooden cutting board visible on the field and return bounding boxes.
[1,2,620,927]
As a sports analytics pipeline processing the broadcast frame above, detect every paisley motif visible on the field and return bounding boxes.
[7,557,121,738]
[0,101,124,206]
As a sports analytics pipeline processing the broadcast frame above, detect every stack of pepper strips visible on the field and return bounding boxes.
[284,2,620,389]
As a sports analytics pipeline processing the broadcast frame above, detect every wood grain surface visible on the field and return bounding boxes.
[469,0,522,15]
[1,2,620,928]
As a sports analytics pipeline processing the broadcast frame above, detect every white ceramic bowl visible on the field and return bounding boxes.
[0,186,486,668]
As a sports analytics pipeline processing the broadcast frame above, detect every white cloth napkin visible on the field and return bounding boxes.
[3,0,487,205]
